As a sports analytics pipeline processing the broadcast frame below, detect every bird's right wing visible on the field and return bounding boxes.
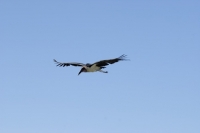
[53,59,85,67]
[92,54,129,67]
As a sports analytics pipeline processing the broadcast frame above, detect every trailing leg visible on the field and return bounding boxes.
[98,69,108,73]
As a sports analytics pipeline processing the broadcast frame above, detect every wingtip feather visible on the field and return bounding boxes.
[118,54,129,61]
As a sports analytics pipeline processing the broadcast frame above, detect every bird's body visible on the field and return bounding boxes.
[85,64,100,72]
[54,54,128,75]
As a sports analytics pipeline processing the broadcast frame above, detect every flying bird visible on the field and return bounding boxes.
[53,54,129,75]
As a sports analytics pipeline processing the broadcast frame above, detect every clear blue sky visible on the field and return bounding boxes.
[1,0,200,133]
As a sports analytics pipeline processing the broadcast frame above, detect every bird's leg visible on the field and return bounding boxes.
[98,69,108,73]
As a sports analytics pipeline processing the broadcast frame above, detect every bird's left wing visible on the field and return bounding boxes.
[92,54,129,67]
[54,59,85,67]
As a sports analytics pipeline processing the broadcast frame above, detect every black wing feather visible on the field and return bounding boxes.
[93,54,129,67]
[53,59,85,67]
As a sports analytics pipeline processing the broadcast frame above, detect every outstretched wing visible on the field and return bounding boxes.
[92,54,129,67]
[54,59,85,67]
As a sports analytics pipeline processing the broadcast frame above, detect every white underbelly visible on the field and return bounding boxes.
[86,64,100,72]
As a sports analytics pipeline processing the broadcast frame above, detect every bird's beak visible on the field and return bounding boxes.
[78,68,84,75]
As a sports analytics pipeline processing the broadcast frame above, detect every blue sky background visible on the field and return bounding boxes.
[1,0,200,133]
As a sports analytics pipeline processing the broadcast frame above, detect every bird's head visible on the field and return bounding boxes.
[78,67,87,75]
